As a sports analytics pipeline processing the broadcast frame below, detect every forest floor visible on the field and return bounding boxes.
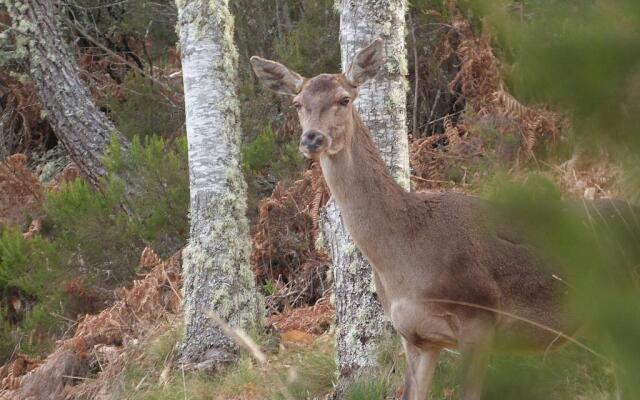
[0,156,619,399]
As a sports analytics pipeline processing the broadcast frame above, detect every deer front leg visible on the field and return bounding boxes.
[459,319,494,400]
[402,339,441,400]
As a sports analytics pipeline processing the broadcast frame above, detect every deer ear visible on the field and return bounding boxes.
[345,38,385,87]
[250,56,304,96]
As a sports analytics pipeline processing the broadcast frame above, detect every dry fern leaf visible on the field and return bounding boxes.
[444,116,462,147]
[0,154,43,226]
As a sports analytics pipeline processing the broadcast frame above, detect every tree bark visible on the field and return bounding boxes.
[175,0,264,366]
[2,0,128,187]
[321,0,410,391]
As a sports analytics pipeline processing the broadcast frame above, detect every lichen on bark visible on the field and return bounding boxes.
[176,0,263,365]
[2,0,128,187]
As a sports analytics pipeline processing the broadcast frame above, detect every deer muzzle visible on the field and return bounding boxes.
[300,130,329,157]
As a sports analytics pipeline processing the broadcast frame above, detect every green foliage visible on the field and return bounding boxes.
[0,134,188,361]
[124,335,335,400]
[475,0,640,153]
[45,178,137,283]
[0,228,57,297]
[458,1,640,396]
[18,302,61,355]
[0,133,188,359]
[483,175,640,397]
[233,0,339,82]
[483,347,615,400]
[109,135,190,255]
[125,368,210,400]
[0,325,14,362]
[104,74,185,140]
[271,0,340,77]
[234,0,338,170]
[242,126,279,173]
[262,279,277,296]
[0,228,64,360]
[146,325,182,367]
[285,343,336,399]
[242,125,304,180]
[343,377,388,400]
[46,135,188,285]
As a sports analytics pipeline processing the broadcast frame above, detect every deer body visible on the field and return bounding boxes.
[321,106,569,351]
[251,40,575,400]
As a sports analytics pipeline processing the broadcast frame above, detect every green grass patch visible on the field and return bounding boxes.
[126,335,335,400]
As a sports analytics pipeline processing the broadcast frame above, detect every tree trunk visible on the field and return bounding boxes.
[176,0,264,366]
[2,0,128,187]
[321,0,409,391]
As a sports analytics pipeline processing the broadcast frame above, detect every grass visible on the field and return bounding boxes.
[125,331,336,400]
[112,316,616,400]
[343,377,388,400]
[336,334,615,400]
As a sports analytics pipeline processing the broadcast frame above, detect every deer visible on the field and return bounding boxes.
[250,39,622,400]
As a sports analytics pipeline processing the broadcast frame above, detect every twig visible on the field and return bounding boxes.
[205,311,267,364]
[410,175,449,184]
[421,109,462,130]
[135,373,148,391]
[50,312,78,325]
[409,11,419,136]
[427,89,442,132]
[62,375,92,381]
[181,364,187,400]
[424,298,613,366]
[0,22,34,38]
[92,348,103,372]
[60,16,179,102]
[205,311,294,400]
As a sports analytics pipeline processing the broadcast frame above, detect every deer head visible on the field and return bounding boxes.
[250,39,385,159]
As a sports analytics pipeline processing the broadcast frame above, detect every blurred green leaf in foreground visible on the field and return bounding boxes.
[470,0,640,398]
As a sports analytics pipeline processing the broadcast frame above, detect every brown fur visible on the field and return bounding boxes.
[316,85,573,400]
[250,40,623,400]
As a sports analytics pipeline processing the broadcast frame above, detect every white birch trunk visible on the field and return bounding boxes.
[176,0,263,365]
[321,0,409,389]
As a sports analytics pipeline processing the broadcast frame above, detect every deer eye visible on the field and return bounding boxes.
[293,101,302,110]
[339,97,351,106]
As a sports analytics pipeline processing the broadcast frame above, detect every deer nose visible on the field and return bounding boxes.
[301,130,326,151]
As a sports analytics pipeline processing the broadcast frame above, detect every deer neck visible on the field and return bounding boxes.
[319,109,407,258]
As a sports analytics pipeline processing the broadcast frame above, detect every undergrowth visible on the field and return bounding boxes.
[242,124,303,179]
[0,228,63,361]
[47,134,188,284]
[104,74,185,140]
[125,330,336,400]
[341,340,614,400]
[0,135,189,361]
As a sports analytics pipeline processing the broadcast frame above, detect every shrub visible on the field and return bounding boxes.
[104,75,185,140]
[46,135,189,286]
[106,135,190,256]
[242,125,304,179]
[0,135,189,360]
[0,228,58,300]
[242,125,279,174]
[0,324,14,363]
[271,0,340,77]
[0,228,64,360]
[45,178,137,284]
